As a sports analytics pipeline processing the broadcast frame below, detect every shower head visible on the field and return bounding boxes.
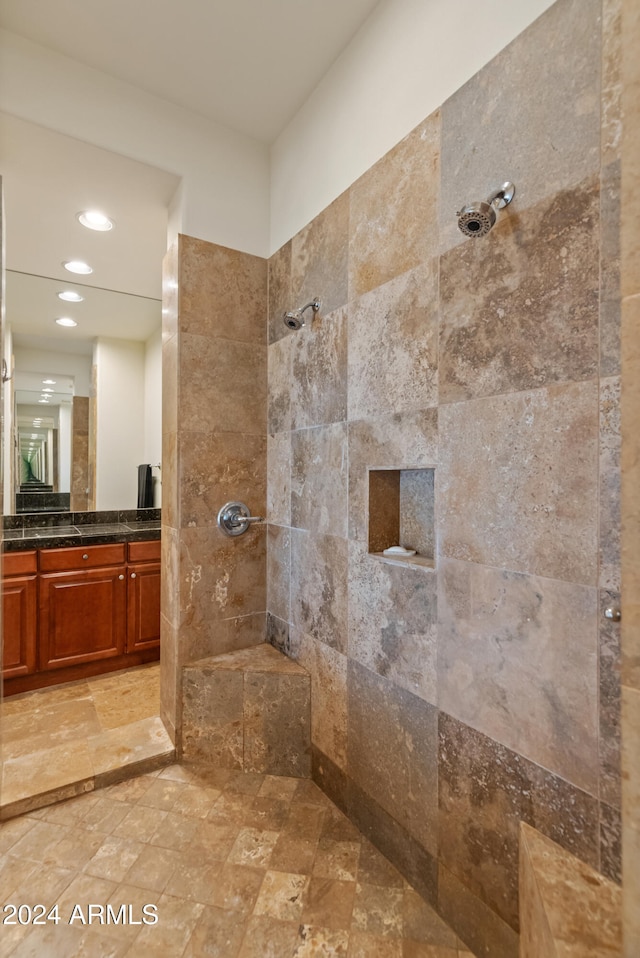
[456,182,515,238]
[282,297,321,331]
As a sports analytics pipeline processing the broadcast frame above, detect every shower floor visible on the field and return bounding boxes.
[0,763,475,956]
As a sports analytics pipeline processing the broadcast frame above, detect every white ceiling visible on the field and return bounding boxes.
[0,1,381,357]
[0,0,381,143]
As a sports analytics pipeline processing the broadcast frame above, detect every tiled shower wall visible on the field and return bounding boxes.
[161,236,268,743]
[266,0,621,955]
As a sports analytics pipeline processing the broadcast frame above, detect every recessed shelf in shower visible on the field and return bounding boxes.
[368,467,435,569]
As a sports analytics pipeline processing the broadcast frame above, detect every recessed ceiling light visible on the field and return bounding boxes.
[42,388,54,393]
[58,290,84,303]
[63,260,92,275]
[38,399,49,404]
[55,317,78,327]
[77,210,114,231]
[42,379,56,384]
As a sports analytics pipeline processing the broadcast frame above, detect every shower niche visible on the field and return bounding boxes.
[368,467,435,569]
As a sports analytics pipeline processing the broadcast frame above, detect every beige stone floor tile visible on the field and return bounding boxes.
[0,855,38,901]
[258,774,300,801]
[301,876,356,931]
[319,806,362,843]
[148,809,201,852]
[135,776,187,811]
[112,804,168,843]
[0,815,37,854]
[1,699,102,760]
[74,929,133,957]
[352,883,404,938]
[283,803,326,842]
[31,792,101,827]
[176,782,223,819]
[253,870,310,921]
[189,820,239,863]
[2,680,92,716]
[402,888,459,949]
[90,682,160,731]
[227,826,280,867]
[54,873,119,917]
[205,862,265,915]
[237,915,300,958]
[4,819,71,863]
[79,797,132,835]
[1,740,94,808]
[223,770,265,795]
[104,883,161,943]
[270,834,318,875]
[47,827,106,870]
[402,945,460,958]
[207,791,258,826]
[245,795,291,831]
[181,903,247,957]
[158,761,232,789]
[122,893,204,957]
[123,843,182,894]
[313,839,360,881]
[10,862,76,907]
[87,664,159,695]
[293,924,350,956]
[88,715,174,779]
[8,921,89,958]
[358,841,404,888]
[85,835,146,883]
[103,772,160,804]
[348,931,403,957]
[163,859,226,906]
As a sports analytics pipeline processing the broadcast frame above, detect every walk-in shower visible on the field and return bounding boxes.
[283,297,321,330]
[457,181,515,237]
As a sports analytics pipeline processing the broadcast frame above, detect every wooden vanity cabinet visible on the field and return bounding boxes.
[2,539,160,693]
[126,540,161,652]
[39,544,127,670]
[2,551,38,678]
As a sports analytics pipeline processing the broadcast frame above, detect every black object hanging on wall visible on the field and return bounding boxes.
[137,463,153,509]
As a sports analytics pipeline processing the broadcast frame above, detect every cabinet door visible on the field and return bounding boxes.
[39,567,127,670]
[2,575,37,678]
[127,562,160,652]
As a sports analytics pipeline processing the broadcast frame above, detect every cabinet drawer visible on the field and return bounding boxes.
[3,551,38,576]
[39,543,126,572]
[128,539,161,562]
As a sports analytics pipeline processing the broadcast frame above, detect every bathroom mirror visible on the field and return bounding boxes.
[4,269,162,514]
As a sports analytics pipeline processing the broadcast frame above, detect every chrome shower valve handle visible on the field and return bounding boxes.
[217,501,265,536]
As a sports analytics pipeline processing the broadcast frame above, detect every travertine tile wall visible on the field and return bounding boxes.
[620,0,640,953]
[161,236,268,744]
[266,1,621,955]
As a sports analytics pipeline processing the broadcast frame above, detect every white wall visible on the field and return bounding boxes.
[144,327,162,508]
[269,0,556,252]
[58,402,71,494]
[12,346,92,397]
[94,338,145,511]
[0,29,270,257]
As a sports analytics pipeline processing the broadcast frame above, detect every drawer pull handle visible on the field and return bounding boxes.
[82,554,89,560]
[130,573,137,579]
[118,574,125,580]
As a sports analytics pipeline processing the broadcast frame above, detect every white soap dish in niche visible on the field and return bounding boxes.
[383,546,416,557]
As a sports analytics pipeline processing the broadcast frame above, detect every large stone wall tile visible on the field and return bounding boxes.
[621,295,640,690]
[219,613,266,654]
[438,712,599,932]
[347,778,438,908]
[180,333,266,436]
[621,0,640,299]
[438,383,599,584]
[266,612,291,657]
[348,540,437,705]
[178,526,266,661]
[244,672,311,778]
[622,685,640,948]
[267,432,291,526]
[291,191,349,317]
[602,0,622,167]
[267,524,290,623]
[348,660,438,856]
[179,431,266,528]
[291,529,348,653]
[438,557,599,794]
[182,665,243,767]
[162,240,179,342]
[160,612,178,744]
[291,423,348,537]
[439,178,599,405]
[437,864,519,958]
[291,307,347,429]
[349,113,440,300]
[348,409,438,544]
[348,261,438,421]
[179,235,267,344]
[439,0,601,252]
[268,336,292,434]
[601,161,622,309]
[268,240,292,345]
[600,800,622,884]
[600,377,621,592]
[296,635,347,771]
[161,525,180,630]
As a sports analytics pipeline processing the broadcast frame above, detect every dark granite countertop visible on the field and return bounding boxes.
[3,509,161,552]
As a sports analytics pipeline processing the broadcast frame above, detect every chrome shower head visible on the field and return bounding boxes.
[456,182,515,238]
[282,297,321,331]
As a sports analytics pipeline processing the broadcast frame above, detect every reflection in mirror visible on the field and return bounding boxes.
[4,271,162,515]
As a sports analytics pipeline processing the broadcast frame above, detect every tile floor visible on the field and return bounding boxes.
[0,762,475,957]
[1,664,173,818]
